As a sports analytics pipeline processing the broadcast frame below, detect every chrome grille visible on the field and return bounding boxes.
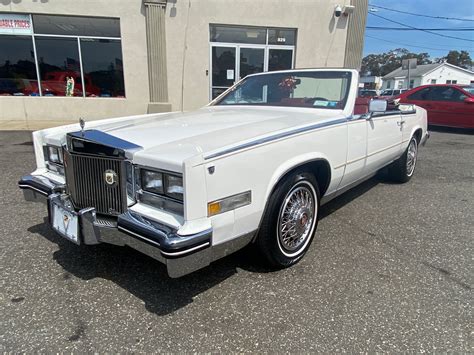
[65,153,126,215]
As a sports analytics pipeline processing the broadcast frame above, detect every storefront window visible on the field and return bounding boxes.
[80,39,125,97]
[35,37,81,96]
[33,15,120,37]
[0,13,124,98]
[0,35,38,96]
[268,49,293,71]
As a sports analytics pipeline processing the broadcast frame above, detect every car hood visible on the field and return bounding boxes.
[99,106,344,170]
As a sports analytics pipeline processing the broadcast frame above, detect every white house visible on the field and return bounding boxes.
[382,62,474,90]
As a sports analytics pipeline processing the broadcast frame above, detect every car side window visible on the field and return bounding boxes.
[407,87,431,100]
[429,87,466,102]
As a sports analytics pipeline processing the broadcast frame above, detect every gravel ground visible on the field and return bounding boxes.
[0,129,472,352]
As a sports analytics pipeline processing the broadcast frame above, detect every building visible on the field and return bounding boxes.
[359,75,382,90]
[382,62,474,91]
[0,0,368,128]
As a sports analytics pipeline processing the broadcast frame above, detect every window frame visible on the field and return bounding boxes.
[0,13,124,98]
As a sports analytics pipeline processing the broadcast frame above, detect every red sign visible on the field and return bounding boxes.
[0,14,32,34]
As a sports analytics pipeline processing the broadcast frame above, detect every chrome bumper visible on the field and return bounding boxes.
[18,174,247,278]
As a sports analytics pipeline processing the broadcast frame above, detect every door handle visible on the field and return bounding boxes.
[397,120,406,126]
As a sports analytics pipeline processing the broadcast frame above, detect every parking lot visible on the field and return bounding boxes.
[0,129,472,352]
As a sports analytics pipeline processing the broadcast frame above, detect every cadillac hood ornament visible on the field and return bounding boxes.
[79,117,85,136]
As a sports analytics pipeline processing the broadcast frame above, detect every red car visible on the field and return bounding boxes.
[396,84,474,129]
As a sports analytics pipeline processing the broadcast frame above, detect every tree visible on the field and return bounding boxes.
[440,50,473,69]
[361,48,432,77]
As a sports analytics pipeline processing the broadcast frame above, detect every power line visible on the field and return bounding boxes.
[369,12,474,42]
[365,34,470,53]
[369,4,474,22]
[367,26,474,32]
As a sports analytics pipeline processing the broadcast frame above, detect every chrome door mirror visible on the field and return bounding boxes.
[369,99,388,113]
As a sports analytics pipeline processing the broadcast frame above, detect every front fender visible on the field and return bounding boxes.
[264,152,332,202]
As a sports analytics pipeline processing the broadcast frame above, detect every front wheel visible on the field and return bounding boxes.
[388,136,418,183]
[256,172,320,268]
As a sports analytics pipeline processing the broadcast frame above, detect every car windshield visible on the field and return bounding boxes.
[463,86,474,94]
[381,90,393,96]
[213,71,352,110]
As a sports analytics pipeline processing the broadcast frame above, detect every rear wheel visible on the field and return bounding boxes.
[388,136,418,183]
[257,171,320,268]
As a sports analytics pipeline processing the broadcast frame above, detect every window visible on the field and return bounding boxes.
[386,81,391,89]
[215,71,352,110]
[268,49,293,71]
[0,35,38,96]
[430,79,437,84]
[268,28,296,45]
[408,87,431,101]
[0,13,124,98]
[80,39,125,97]
[32,15,120,37]
[446,80,457,84]
[210,25,266,44]
[35,37,80,96]
[429,87,466,102]
[409,79,415,89]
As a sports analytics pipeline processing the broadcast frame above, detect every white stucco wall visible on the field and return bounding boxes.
[1,0,355,126]
[421,65,474,85]
[0,0,150,126]
[165,0,351,111]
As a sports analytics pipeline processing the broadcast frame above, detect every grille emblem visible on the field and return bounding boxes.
[104,169,118,187]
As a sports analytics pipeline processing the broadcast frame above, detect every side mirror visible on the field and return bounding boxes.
[464,97,474,104]
[369,99,387,113]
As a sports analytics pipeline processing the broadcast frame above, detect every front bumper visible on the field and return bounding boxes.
[19,175,217,278]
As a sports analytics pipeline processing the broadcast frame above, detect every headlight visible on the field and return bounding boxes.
[141,170,164,195]
[43,145,64,175]
[165,174,183,201]
[141,169,183,202]
[138,168,184,215]
[46,145,63,165]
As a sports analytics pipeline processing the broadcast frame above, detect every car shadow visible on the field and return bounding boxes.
[26,176,382,316]
[429,125,473,135]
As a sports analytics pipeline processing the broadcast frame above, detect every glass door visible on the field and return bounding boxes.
[211,45,236,99]
[267,47,294,72]
[239,47,265,80]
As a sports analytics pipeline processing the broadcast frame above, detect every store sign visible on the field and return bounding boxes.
[0,14,32,35]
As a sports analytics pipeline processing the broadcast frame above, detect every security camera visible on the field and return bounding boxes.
[334,5,343,17]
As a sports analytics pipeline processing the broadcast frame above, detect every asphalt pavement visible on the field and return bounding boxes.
[0,129,472,352]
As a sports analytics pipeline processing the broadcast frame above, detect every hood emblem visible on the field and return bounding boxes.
[79,117,85,136]
[104,169,118,187]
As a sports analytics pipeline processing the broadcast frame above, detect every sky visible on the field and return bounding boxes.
[363,0,474,60]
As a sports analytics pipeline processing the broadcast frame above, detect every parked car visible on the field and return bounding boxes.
[378,88,408,99]
[358,89,378,98]
[18,69,429,278]
[396,84,474,129]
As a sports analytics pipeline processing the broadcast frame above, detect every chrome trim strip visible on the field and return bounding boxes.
[204,117,349,160]
[117,226,161,247]
[18,184,49,196]
[160,242,211,257]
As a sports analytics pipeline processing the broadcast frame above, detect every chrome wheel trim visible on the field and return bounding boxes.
[276,181,318,258]
[406,138,418,177]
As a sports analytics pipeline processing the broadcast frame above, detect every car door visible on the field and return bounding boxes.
[366,110,403,174]
[400,87,438,124]
[427,86,473,128]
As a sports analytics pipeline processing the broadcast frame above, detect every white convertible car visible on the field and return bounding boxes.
[19,69,429,277]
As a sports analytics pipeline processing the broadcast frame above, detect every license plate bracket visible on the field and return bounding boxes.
[51,202,80,244]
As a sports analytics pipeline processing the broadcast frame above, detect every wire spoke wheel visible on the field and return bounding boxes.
[277,182,317,255]
[406,139,418,177]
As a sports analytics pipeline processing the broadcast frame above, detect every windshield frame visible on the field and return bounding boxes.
[211,69,353,111]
